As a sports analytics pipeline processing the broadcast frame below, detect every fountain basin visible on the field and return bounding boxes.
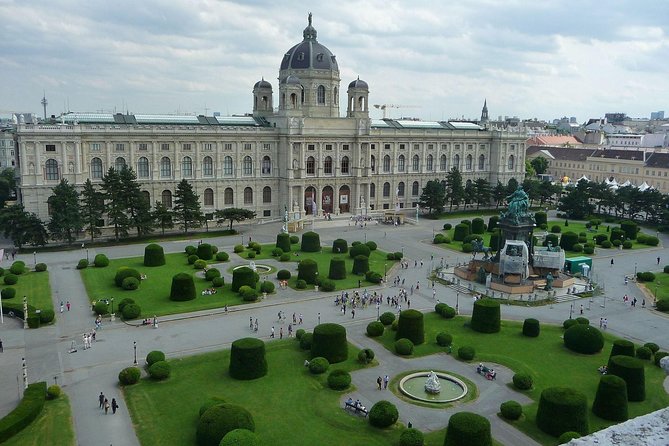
[232,264,272,274]
[399,372,467,403]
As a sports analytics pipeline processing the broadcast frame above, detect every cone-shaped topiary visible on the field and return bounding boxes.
[197,404,255,446]
[453,223,470,242]
[592,375,628,421]
[328,258,346,280]
[471,298,501,333]
[609,339,635,362]
[608,355,645,402]
[276,233,291,253]
[170,273,196,301]
[311,323,348,363]
[352,255,370,275]
[522,318,540,337]
[300,231,321,252]
[396,309,425,345]
[229,338,268,380]
[444,411,492,446]
[564,324,604,354]
[231,267,257,292]
[332,238,348,254]
[536,387,589,437]
[143,244,166,266]
[297,259,319,284]
[196,243,214,260]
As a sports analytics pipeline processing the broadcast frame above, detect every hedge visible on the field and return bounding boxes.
[522,318,540,337]
[368,400,399,428]
[400,428,424,446]
[563,324,604,354]
[169,273,196,301]
[471,218,485,234]
[366,321,384,337]
[457,346,475,361]
[308,357,330,374]
[216,252,229,262]
[276,233,291,253]
[311,323,348,363]
[229,338,267,380]
[592,375,628,421]
[444,411,491,446]
[118,367,141,385]
[535,387,589,437]
[197,404,255,446]
[232,267,257,292]
[220,429,261,446]
[144,244,166,266]
[328,258,346,280]
[470,299,500,333]
[350,243,371,259]
[610,228,625,243]
[297,259,319,284]
[609,339,635,361]
[396,309,424,345]
[453,224,470,242]
[301,231,321,252]
[327,369,352,390]
[34,263,47,272]
[146,350,166,366]
[365,271,382,284]
[608,355,645,401]
[395,338,414,355]
[352,255,370,275]
[500,400,522,420]
[512,373,533,390]
[436,332,453,347]
[379,312,395,326]
[114,267,141,287]
[559,231,579,251]
[148,361,171,380]
[358,348,375,364]
[276,270,291,281]
[0,381,46,443]
[205,268,221,281]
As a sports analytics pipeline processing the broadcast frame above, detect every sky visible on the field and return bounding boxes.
[2,0,668,122]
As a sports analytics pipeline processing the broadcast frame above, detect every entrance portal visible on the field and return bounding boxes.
[322,186,333,214]
[338,185,350,213]
[304,186,316,215]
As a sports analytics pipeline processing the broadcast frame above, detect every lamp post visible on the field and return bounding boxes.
[22,358,27,389]
[133,341,137,365]
[569,303,574,319]
[655,281,660,301]
[318,313,321,324]
[110,297,114,314]
[384,263,387,281]
[455,292,459,314]
[33,251,36,265]
[54,376,58,386]
[376,303,380,320]
[634,262,637,278]
[86,248,89,263]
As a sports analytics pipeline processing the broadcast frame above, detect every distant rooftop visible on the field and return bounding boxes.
[371,119,482,131]
[59,112,269,127]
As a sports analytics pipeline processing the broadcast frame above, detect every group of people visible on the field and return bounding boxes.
[375,375,390,390]
[599,318,609,329]
[598,365,608,375]
[201,288,218,295]
[623,294,644,308]
[98,392,119,415]
[345,397,366,413]
[82,331,96,349]
[59,301,71,313]
[476,363,496,380]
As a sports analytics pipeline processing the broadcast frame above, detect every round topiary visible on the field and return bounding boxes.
[644,342,660,354]
[39,309,55,324]
[558,432,581,444]
[563,319,578,330]
[349,244,371,260]
[118,298,135,312]
[199,398,226,417]
[622,240,633,249]
[216,252,229,262]
[247,242,261,254]
[365,271,382,284]
[522,318,540,337]
[220,429,261,446]
[436,332,453,347]
[148,360,171,380]
[328,258,347,280]
[657,299,669,312]
[118,367,141,385]
[534,211,547,226]
[575,317,589,325]
[470,298,501,334]
[457,346,475,361]
[394,338,414,355]
[277,253,289,262]
[297,259,319,284]
[212,277,224,288]
[609,339,635,360]
[246,251,256,259]
[239,286,258,302]
[308,356,330,374]
[194,259,208,269]
[188,254,200,264]
[4,273,18,285]
[9,262,25,275]
[300,231,321,252]
[276,269,291,281]
[170,273,196,301]
[35,263,47,272]
[93,301,109,315]
[211,246,218,254]
[536,387,589,437]
[299,332,313,350]
[352,255,370,275]
[559,231,579,251]
[1,287,16,300]
[185,245,197,255]
[122,303,141,320]
[196,243,214,260]
[276,233,291,253]
[233,245,244,254]
[368,400,399,428]
[512,373,533,390]
[289,235,299,244]
[444,223,453,230]
[461,243,473,253]
[311,323,348,363]
[232,267,257,292]
[583,245,595,254]
[260,281,275,294]
[655,351,669,367]
[197,404,255,446]
[563,324,604,354]
[332,238,348,254]
[358,348,375,364]
[229,338,267,380]
[379,311,395,326]
[146,350,166,366]
[366,321,385,337]
[399,428,424,446]
[393,251,403,260]
[551,225,561,234]
[433,233,447,244]
[391,320,398,331]
[444,411,492,446]
[205,268,221,281]
[122,277,140,290]
[610,228,625,243]
[592,374,628,421]
[500,400,522,420]
[327,369,352,390]
[396,309,424,345]
[45,385,60,400]
[143,244,165,266]
[271,248,283,257]
[471,218,485,234]
[114,267,141,287]
[453,223,470,242]
[608,355,645,401]
[295,279,307,289]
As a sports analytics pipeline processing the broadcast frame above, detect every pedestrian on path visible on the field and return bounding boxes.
[580,304,584,315]
[611,258,614,266]
[299,314,303,324]
[351,309,355,319]
[270,326,275,338]
[658,257,661,265]
[60,301,64,313]
[99,392,105,408]
[377,376,382,390]
[0,338,3,353]
[66,301,70,311]
[383,375,389,389]
[279,327,283,339]
[111,398,118,414]
[250,317,253,329]
[104,398,110,414]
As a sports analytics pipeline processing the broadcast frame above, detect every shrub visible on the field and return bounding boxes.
[594,234,608,245]
[536,387,589,437]
[655,351,668,366]
[368,400,399,428]
[289,235,299,244]
[1,287,16,300]
[276,270,291,281]
[196,404,255,446]
[433,234,447,244]
[328,258,346,280]
[612,239,621,247]
[457,346,475,361]
[444,223,453,230]
[199,398,227,417]
[246,251,256,259]
[601,240,612,248]
[559,231,578,251]
[609,339,635,360]
[558,432,581,444]
[619,220,638,240]
[460,219,472,227]
[232,267,257,292]
[352,255,370,275]
[0,381,46,443]
[379,311,395,325]
[470,298,501,333]
[239,286,258,302]
[308,357,329,374]
[327,369,352,390]
[276,233,291,253]
[610,228,625,243]
[636,233,648,243]
[436,332,453,347]
[489,230,502,252]
[146,350,165,366]
[396,309,424,345]
[297,259,319,284]
[216,252,229,262]
[563,319,578,330]
[551,225,561,233]
[270,248,283,257]
[636,271,655,282]
[583,245,595,254]
[185,245,197,255]
[391,320,398,331]
[622,240,632,249]
[399,428,424,446]
[393,251,403,260]
[260,281,275,294]
[118,367,141,385]
[229,338,267,380]
[212,277,224,288]
[26,315,40,329]
[170,273,196,301]
[571,243,583,252]
[394,338,414,355]
[500,400,522,420]
[366,241,378,251]
[38,309,54,324]
[122,303,141,320]
[233,245,244,254]
[120,276,139,290]
[575,317,589,325]
[349,243,371,259]
[301,231,321,252]
[644,236,660,246]
[247,242,261,254]
[513,373,533,390]
[608,355,645,401]
[205,268,221,281]
[220,429,260,446]
[211,246,218,254]
[522,318,540,337]
[9,263,25,275]
[311,323,348,363]
[657,299,669,312]
[644,342,660,354]
[358,348,375,364]
[534,211,547,226]
[148,361,171,380]
[367,321,384,337]
[295,279,307,289]
[118,298,135,312]
[365,271,383,284]
[462,234,482,244]
[188,254,199,265]
[471,217,485,234]
[114,268,141,287]
[461,243,473,253]
[387,253,395,260]
[35,263,47,272]
[3,273,18,285]
[592,375,628,421]
[453,223,470,242]
[563,324,604,354]
[444,411,492,446]
[93,301,109,315]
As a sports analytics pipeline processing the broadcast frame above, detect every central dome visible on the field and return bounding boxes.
[280,14,338,72]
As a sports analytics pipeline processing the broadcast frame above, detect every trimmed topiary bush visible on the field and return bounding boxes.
[636,271,656,282]
[146,350,165,366]
[608,355,645,401]
[444,223,453,230]
[368,400,399,428]
[522,318,540,337]
[399,428,424,446]
[246,251,256,259]
[331,238,348,254]
[276,233,291,253]
[118,298,135,313]
[93,301,109,315]
[289,235,299,244]
[601,240,612,248]
[500,400,522,420]
[276,269,291,280]
[216,252,229,262]
[470,298,501,333]
[644,342,659,354]
[301,231,321,252]
[260,281,275,294]
[366,241,377,251]
[118,367,141,385]
[122,277,140,290]
[563,324,604,354]
[185,245,197,255]
[233,244,244,254]
[471,218,485,234]
[39,309,54,324]
[239,286,258,302]
[196,243,213,260]
[536,387,589,437]
[394,338,414,355]
[45,385,60,400]
[199,398,226,417]
[232,267,257,292]
[513,373,533,390]
[205,268,221,281]
[143,244,165,266]
[367,321,384,337]
[188,254,199,264]
[271,248,283,257]
[433,234,447,244]
[114,267,141,287]
[308,357,329,374]
[365,271,382,284]
[328,258,346,280]
[487,216,499,231]
[197,404,255,446]
[619,220,637,240]
[655,351,669,367]
[457,346,475,361]
[444,411,492,446]
[279,253,291,261]
[563,319,578,330]
[559,231,579,251]
[148,361,171,380]
[297,259,319,284]
[295,279,307,289]
[644,236,660,246]
[121,303,141,320]
[349,243,371,259]
[352,255,370,275]
[609,339,635,360]
[558,432,581,444]
[358,348,375,364]
[657,299,669,312]
[461,243,473,253]
[327,369,352,390]
[34,263,47,272]
[436,332,453,347]
[1,287,16,300]
[396,309,424,345]
[229,338,267,380]
[220,429,260,446]
[212,277,224,288]
[534,211,547,226]
[9,262,26,275]
[379,312,395,326]
[551,225,561,233]
[311,323,348,363]
[575,317,589,325]
[592,374,628,421]
[453,223,470,241]
[170,273,196,301]
[622,240,632,249]
[610,228,625,243]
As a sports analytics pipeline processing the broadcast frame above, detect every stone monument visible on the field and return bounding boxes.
[425,371,441,394]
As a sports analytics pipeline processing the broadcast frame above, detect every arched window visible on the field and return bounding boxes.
[203,188,214,206]
[202,156,213,176]
[160,157,172,177]
[317,85,326,104]
[224,187,233,205]
[161,190,172,208]
[370,183,376,197]
[383,155,391,172]
[115,157,126,171]
[341,156,350,174]
[223,156,233,175]
[412,181,420,196]
[244,187,253,204]
[304,156,314,175]
[243,156,253,175]
[466,154,473,171]
[382,182,391,197]
[91,157,103,179]
[398,181,405,196]
[440,154,447,171]
[453,154,460,170]
[508,155,515,170]
[141,191,150,204]
[262,156,271,174]
[398,155,405,172]
[182,156,193,177]
[426,154,433,171]
[263,186,271,203]
[370,155,376,172]
[324,156,332,174]
[478,154,485,170]
[45,159,59,180]
[412,154,419,171]
[137,157,149,178]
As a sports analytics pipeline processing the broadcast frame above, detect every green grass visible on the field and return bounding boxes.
[1,270,53,313]
[639,270,669,303]
[374,313,669,445]
[2,395,75,446]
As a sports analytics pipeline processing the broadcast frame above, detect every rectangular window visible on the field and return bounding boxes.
[384,144,391,150]
[138,143,148,151]
[455,144,460,150]
[428,144,433,150]
[308,144,315,151]
[441,144,447,150]
[325,144,333,151]
[161,143,170,151]
[244,143,252,150]
[342,144,349,151]
[263,143,271,151]
[263,210,271,217]
[467,144,473,150]
[480,144,486,150]
[413,144,419,151]
[383,203,390,210]
[371,144,376,150]
[399,144,405,150]
[224,143,233,151]
[510,144,516,150]
[46,144,56,152]
[182,143,192,151]
[115,143,125,152]
[203,143,213,151]
[91,143,101,151]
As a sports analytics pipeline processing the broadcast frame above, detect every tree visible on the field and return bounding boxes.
[215,208,256,231]
[153,201,174,235]
[47,179,82,244]
[445,167,464,210]
[538,181,562,206]
[173,179,203,233]
[119,167,153,236]
[473,178,491,209]
[525,160,536,177]
[506,178,519,195]
[418,180,446,214]
[530,156,549,175]
[0,167,16,208]
[492,181,506,208]
[558,186,594,219]
[522,179,541,208]
[80,179,105,242]
[0,204,48,248]
[464,181,475,207]
[101,168,130,241]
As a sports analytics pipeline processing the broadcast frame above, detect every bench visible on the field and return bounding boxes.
[344,401,368,416]
[476,365,497,380]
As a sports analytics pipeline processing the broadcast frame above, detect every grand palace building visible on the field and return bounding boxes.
[15,16,527,222]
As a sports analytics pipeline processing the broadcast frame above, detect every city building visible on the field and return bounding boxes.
[15,15,527,222]
[0,129,16,169]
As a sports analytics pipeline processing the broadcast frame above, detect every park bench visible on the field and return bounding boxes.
[344,401,368,416]
[476,365,497,380]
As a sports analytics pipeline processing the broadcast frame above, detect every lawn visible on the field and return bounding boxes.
[639,269,669,304]
[3,395,75,446]
[1,269,53,315]
[373,312,669,445]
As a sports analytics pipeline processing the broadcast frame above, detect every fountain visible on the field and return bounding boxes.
[399,371,468,404]
[424,371,441,394]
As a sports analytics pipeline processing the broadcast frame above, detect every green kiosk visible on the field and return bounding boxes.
[564,256,592,275]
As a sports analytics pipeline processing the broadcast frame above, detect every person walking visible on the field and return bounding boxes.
[60,301,64,313]
[99,392,105,408]
[383,375,389,389]
[279,327,283,339]
[104,398,110,414]
[658,257,661,265]
[377,376,382,390]
[270,326,275,338]
[66,301,71,311]
[111,398,119,414]
[250,317,253,329]
[0,338,3,353]
[351,309,355,319]
[610,258,614,267]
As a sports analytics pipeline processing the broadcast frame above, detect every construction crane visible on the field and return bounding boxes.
[373,104,420,119]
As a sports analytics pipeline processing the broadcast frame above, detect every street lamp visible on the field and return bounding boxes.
[634,262,637,278]
[86,248,89,263]
[384,263,387,280]
[33,251,36,265]
[133,341,137,365]
[110,297,114,315]
[569,303,574,319]
[376,303,380,320]
[455,292,459,314]
[318,313,321,324]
